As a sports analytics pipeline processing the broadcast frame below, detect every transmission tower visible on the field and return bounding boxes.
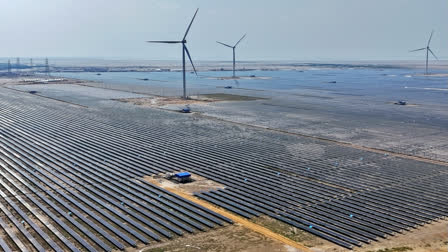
[16,57,20,71]
[45,58,50,76]
[7,59,11,74]
[29,58,33,74]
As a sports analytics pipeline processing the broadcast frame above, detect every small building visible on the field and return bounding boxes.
[165,172,192,183]
[174,172,192,183]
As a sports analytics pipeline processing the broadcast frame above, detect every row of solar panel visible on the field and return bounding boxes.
[0,90,447,250]
[0,98,232,251]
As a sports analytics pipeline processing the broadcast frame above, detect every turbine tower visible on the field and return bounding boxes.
[410,31,438,75]
[217,34,246,78]
[146,8,199,99]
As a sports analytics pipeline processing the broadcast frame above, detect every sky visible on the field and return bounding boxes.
[0,0,446,61]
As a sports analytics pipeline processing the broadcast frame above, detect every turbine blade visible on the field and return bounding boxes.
[427,30,434,46]
[234,34,247,47]
[216,41,233,48]
[428,48,439,60]
[184,46,197,76]
[183,8,199,40]
[146,41,182,43]
[409,48,426,52]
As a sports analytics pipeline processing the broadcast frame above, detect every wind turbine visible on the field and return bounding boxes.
[147,8,199,99]
[217,34,246,78]
[410,30,438,75]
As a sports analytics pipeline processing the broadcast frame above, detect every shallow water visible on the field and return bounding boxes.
[53,67,448,104]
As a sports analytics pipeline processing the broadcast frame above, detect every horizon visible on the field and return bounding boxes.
[2,57,448,63]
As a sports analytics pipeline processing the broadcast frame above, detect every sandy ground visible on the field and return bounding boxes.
[207,76,273,80]
[0,76,81,86]
[252,216,326,248]
[116,96,212,107]
[127,214,448,252]
[116,93,265,108]
[252,216,448,252]
[134,224,300,252]
[413,73,448,77]
[144,174,226,195]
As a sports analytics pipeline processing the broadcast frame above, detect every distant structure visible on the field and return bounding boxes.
[146,8,199,99]
[7,59,11,74]
[29,58,33,74]
[410,31,438,75]
[16,57,20,72]
[217,34,247,78]
[45,58,50,76]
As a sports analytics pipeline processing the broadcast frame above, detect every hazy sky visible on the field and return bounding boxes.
[0,0,446,61]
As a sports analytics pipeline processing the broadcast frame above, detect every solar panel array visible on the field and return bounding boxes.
[0,89,447,250]
[0,92,231,251]
[196,156,448,248]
